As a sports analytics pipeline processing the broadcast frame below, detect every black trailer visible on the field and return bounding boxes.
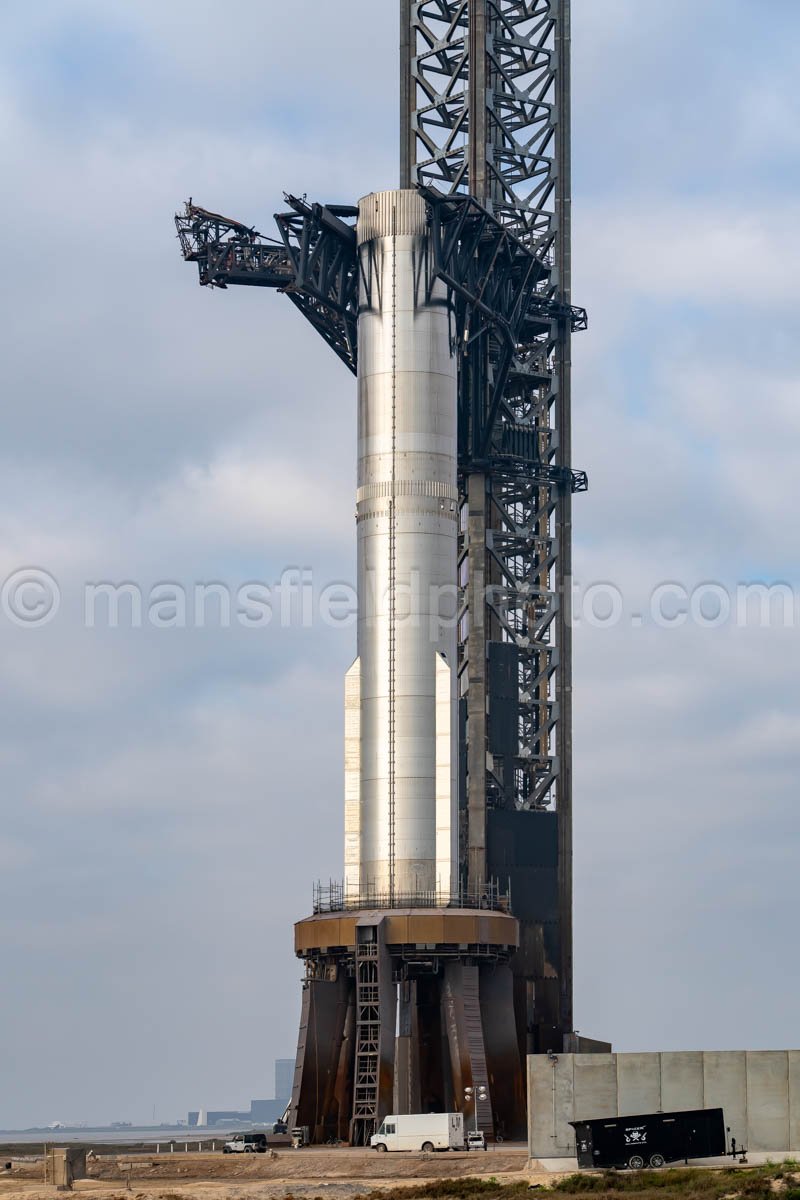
[571,1108,727,1170]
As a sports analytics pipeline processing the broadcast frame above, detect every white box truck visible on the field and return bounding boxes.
[370,1113,464,1152]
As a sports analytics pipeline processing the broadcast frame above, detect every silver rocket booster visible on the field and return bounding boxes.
[344,190,458,901]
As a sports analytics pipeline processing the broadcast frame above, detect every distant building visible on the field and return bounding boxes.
[275,1059,294,1105]
[249,1057,294,1124]
[189,1057,294,1127]
[188,1109,248,1128]
[249,1099,284,1125]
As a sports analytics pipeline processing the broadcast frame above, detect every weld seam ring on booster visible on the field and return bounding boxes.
[357,506,457,524]
[357,480,458,503]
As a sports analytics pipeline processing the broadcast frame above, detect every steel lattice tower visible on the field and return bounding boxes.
[176,0,589,1144]
[401,0,584,1044]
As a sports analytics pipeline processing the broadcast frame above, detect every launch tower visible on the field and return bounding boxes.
[176,0,587,1143]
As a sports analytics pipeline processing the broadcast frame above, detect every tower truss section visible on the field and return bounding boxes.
[403,0,581,1045]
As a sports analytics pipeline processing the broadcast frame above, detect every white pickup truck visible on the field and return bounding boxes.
[371,1113,464,1152]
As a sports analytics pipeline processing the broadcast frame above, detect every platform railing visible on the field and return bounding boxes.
[312,879,512,915]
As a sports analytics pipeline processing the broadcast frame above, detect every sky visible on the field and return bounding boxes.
[0,0,798,1129]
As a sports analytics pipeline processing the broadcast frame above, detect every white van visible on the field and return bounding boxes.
[371,1113,464,1152]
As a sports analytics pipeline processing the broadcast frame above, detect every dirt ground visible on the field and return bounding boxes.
[0,1147,545,1200]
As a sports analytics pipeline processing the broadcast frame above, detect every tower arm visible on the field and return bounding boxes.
[423,189,587,475]
[175,196,360,374]
[175,201,293,288]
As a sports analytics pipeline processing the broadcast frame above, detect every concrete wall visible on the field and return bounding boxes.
[528,1051,800,1159]
[45,1148,86,1187]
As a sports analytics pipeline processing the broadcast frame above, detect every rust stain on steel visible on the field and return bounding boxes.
[295,908,520,955]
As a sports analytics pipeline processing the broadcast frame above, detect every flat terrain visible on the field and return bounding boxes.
[1,1149,797,1200]
[0,1147,530,1200]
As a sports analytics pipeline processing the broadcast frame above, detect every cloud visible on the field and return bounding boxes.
[578,202,800,308]
[150,447,353,551]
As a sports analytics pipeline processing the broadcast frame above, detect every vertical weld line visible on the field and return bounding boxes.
[388,204,398,905]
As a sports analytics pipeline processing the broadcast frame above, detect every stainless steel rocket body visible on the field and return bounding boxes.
[344,190,458,901]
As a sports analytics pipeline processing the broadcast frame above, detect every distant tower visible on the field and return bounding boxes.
[176,0,587,1143]
[275,1059,294,1105]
